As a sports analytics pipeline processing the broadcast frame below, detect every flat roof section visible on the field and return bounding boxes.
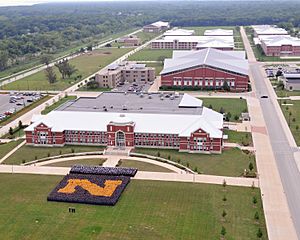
[57,92,204,115]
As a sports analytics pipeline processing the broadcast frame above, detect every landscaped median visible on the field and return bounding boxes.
[41,95,77,114]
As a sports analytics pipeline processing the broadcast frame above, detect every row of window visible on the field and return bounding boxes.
[173,79,235,87]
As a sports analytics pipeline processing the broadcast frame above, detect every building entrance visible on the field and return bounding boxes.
[116,131,125,148]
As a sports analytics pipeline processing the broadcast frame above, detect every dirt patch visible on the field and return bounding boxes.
[88,50,112,57]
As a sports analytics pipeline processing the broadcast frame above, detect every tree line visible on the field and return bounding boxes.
[1,1,300,72]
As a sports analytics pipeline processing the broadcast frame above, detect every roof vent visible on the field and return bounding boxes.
[148,95,152,99]
[122,105,127,110]
[140,93,144,98]
[160,96,164,101]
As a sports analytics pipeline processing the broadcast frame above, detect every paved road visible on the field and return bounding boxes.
[241,27,299,239]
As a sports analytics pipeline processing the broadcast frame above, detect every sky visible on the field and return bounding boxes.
[0,0,287,6]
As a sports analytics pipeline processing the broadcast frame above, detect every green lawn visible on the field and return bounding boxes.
[134,148,256,177]
[1,127,25,139]
[276,89,300,97]
[0,174,267,240]
[0,95,52,128]
[224,130,253,146]
[46,158,106,167]
[201,98,248,122]
[118,159,174,172]
[0,140,23,160]
[3,48,132,91]
[4,145,105,165]
[42,96,77,115]
[135,31,160,44]
[279,100,300,145]
[128,49,173,61]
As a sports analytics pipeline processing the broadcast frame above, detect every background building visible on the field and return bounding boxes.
[118,35,141,46]
[95,62,155,88]
[160,48,249,92]
[25,92,224,154]
[252,25,288,37]
[204,28,233,36]
[151,35,234,50]
[282,72,300,91]
[259,35,300,56]
[143,21,170,33]
[163,28,195,36]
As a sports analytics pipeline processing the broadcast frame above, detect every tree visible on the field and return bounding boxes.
[86,80,99,89]
[220,226,226,237]
[209,104,213,109]
[219,107,225,114]
[296,125,299,131]
[249,162,254,172]
[234,115,239,121]
[55,60,77,79]
[223,179,227,189]
[41,55,53,66]
[252,196,258,205]
[222,210,227,219]
[223,81,230,91]
[158,56,167,64]
[222,195,227,202]
[254,211,259,221]
[45,66,57,84]
[9,127,13,136]
[257,228,263,238]
[0,51,9,71]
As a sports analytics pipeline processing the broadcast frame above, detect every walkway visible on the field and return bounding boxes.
[32,155,184,174]
[0,164,259,188]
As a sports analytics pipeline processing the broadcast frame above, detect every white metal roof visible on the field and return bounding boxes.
[260,35,300,47]
[25,109,223,138]
[179,94,203,107]
[161,48,248,76]
[149,21,169,28]
[153,35,234,44]
[252,25,288,36]
[204,29,234,36]
[163,28,195,36]
[196,39,234,49]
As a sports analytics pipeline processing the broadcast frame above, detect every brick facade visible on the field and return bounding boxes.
[161,65,249,92]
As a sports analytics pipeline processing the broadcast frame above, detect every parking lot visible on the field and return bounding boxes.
[0,92,43,122]
[113,81,153,93]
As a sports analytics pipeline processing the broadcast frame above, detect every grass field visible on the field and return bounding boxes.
[135,31,160,44]
[0,174,267,240]
[3,48,132,91]
[201,98,248,122]
[42,96,77,115]
[118,159,174,172]
[276,89,300,97]
[224,130,253,146]
[0,95,52,127]
[46,158,106,167]
[128,49,173,61]
[279,100,300,145]
[0,140,23,159]
[4,145,105,165]
[134,148,256,177]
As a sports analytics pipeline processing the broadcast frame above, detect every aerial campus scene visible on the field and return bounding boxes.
[1,0,300,240]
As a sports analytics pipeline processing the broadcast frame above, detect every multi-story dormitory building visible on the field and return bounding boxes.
[95,62,155,88]
[25,92,224,154]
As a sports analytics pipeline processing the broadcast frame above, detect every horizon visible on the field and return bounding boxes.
[0,0,294,7]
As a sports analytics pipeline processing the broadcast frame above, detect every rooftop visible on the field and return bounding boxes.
[57,92,205,115]
[153,35,234,44]
[163,28,195,36]
[260,35,300,47]
[160,48,248,76]
[146,21,169,28]
[252,25,288,36]
[26,110,223,138]
[204,29,234,36]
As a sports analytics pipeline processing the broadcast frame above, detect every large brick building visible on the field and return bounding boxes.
[25,92,224,154]
[95,62,155,88]
[252,25,288,37]
[151,36,234,50]
[259,35,300,57]
[160,48,249,92]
